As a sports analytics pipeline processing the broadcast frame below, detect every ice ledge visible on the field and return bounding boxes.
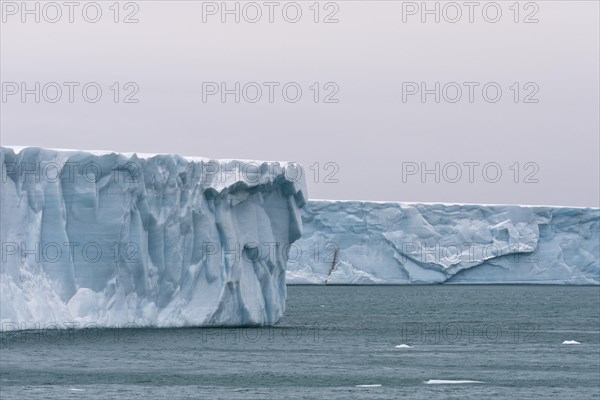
[309,198,596,210]
[288,200,599,285]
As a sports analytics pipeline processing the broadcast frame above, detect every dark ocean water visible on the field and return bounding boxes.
[1,286,599,399]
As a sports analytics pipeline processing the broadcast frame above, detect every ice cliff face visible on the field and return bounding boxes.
[2,146,597,331]
[287,201,599,284]
[0,146,306,330]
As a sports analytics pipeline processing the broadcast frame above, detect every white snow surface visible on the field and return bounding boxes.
[288,200,599,284]
[0,146,306,330]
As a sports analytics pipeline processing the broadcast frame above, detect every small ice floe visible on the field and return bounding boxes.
[355,384,382,388]
[394,344,412,349]
[562,340,581,345]
[425,380,483,385]
[69,388,85,392]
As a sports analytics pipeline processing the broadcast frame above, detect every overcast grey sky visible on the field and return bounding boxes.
[1,1,598,207]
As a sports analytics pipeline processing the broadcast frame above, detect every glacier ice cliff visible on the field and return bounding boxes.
[0,146,306,330]
[2,146,598,331]
[287,200,599,285]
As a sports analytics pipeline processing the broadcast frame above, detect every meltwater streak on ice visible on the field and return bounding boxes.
[0,146,307,330]
[288,200,600,284]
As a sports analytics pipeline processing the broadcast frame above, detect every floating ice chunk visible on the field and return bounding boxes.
[425,380,483,384]
[394,344,412,348]
[562,340,581,345]
[355,384,382,388]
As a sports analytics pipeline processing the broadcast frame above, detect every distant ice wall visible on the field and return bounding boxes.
[287,201,599,284]
[0,146,306,330]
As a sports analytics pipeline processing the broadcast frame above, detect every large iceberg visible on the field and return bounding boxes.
[287,200,599,284]
[0,146,306,330]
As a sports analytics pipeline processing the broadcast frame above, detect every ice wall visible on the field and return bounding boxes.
[0,146,306,330]
[287,200,599,284]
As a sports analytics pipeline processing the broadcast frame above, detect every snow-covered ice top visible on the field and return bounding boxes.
[287,200,599,284]
[1,146,307,330]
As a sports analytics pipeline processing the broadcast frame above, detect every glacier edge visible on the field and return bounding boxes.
[0,146,307,330]
[287,200,599,285]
